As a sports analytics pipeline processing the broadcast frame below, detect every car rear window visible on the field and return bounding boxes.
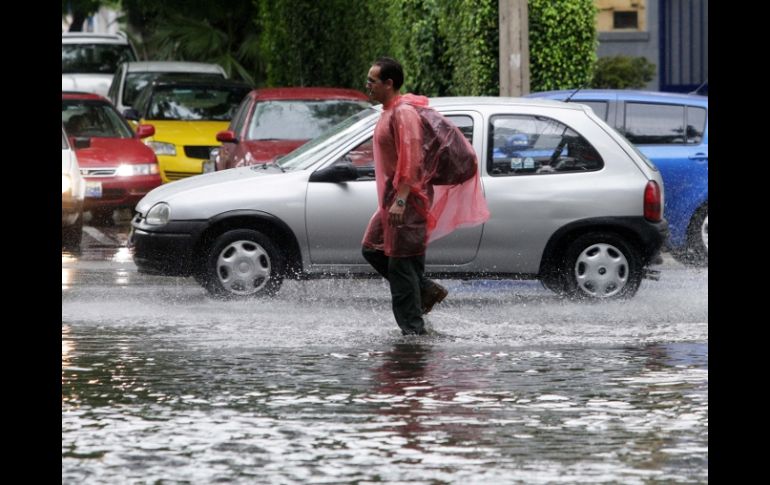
[62,44,137,74]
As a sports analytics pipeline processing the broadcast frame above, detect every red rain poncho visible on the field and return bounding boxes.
[362,94,490,257]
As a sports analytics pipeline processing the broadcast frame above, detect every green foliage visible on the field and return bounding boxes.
[121,0,262,84]
[259,0,392,89]
[438,0,499,96]
[529,0,597,92]
[591,55,656,89]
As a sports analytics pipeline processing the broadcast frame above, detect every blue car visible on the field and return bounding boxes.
[526,90,708,265]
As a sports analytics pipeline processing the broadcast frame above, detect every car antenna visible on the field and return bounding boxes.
[563,83,588,103]
[688,79,708,95]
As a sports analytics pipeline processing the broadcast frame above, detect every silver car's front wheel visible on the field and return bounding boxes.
[202,229,284,299]
[563,232,642,300]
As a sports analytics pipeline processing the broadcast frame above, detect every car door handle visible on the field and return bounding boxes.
[688,153,708,161]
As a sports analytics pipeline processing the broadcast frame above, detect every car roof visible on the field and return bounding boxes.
[62,91,110,102]
[61,32,130,44]
[124,61,226,74]
[149,75,251,89]
[528,89,708,106]
[425,96,590,110]
[250,87,369,101]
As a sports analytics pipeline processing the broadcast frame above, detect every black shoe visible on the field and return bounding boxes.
[421,282,448,315]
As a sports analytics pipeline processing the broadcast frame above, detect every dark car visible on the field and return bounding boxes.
[213,87,371,171]
[527,89,708,265]
[62,91,161,224]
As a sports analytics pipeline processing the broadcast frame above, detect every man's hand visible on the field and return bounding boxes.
[389,201,406,226]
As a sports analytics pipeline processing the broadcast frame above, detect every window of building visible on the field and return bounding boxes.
[613,11,638,29]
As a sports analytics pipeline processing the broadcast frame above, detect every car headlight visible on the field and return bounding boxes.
[115,163,160,176]
[62,174,72,193]
[146,141,176,156]
[146,202,170,225]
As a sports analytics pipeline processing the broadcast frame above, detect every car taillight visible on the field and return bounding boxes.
[644,181,662,222]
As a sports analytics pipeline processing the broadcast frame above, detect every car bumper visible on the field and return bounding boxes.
[83,175,162,210]
[128,217,208,276]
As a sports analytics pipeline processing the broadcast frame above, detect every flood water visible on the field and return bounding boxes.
[62,242,707,484]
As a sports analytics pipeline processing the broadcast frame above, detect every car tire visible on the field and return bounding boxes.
[561,232,643,300]
[672,204,708,267]
[201,229,284,299]
[62,213,83,251]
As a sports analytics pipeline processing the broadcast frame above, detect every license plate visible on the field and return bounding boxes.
[85,181,102,198]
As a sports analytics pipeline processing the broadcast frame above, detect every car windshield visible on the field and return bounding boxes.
[247,100,371,141]
[123,72,226,108]
[62,44,136,74]
[62,100,135,139]
[278,107,379,171]
[146,85,250,121]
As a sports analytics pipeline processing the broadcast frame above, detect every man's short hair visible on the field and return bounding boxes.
[374,57,404,90]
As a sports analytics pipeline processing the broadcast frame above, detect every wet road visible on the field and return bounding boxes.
[62,221,708,484]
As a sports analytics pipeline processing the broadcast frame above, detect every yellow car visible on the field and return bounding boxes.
[126,76,251,183]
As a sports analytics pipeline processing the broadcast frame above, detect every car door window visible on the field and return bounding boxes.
[230,97,252,135]
[326,114,473,180]
[577,101,608,120]
[489,115,603,176]
[686,106,707,144]
[623,102,685,145]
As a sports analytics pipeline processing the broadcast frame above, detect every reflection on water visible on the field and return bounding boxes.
[62,325,707,484]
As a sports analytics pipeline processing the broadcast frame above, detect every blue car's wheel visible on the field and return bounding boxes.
[672,204,708,266]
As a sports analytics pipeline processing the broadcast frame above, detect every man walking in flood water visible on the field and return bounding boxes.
[361,57,489,335]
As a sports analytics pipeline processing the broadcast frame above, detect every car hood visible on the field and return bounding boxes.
[143,120,229,145]
[135,166,307,219]
[240,139,306,165]
[74,138,157,166]
[62,74,113,97]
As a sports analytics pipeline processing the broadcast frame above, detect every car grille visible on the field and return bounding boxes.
[164,170,199,181]
[184,146,217,159]
[80,168,116,177]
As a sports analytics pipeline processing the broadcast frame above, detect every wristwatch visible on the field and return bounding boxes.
[396,198,406,207]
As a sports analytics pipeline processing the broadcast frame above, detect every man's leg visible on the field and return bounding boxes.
[362,247,390,280]
[388,255,426,335]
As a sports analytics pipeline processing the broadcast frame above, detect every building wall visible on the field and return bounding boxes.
[595,0,660,90]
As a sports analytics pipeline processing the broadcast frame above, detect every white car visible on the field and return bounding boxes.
[130,97,668,300]
[62,127,85,249]
[108,61,228,115]
[62,32,138,97]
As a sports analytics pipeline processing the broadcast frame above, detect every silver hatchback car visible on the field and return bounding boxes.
[130,97,667,300]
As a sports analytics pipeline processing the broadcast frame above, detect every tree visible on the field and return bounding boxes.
[62,0,118,32]
[528,0,597,92]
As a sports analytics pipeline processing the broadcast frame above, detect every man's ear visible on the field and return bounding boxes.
[384,78,394,91]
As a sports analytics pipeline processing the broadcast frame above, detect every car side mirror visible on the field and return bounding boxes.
[136,124,155,139]
[309,161,359,183]
[123,108,140,121]
[216,130,237,143]
[71,137,91,149]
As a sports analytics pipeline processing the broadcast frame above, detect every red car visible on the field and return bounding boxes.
[214,87,371,170]
[62,92,162,223]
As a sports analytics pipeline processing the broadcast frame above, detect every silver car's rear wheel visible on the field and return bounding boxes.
[202,229,284,299]
[563,232,642,300]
